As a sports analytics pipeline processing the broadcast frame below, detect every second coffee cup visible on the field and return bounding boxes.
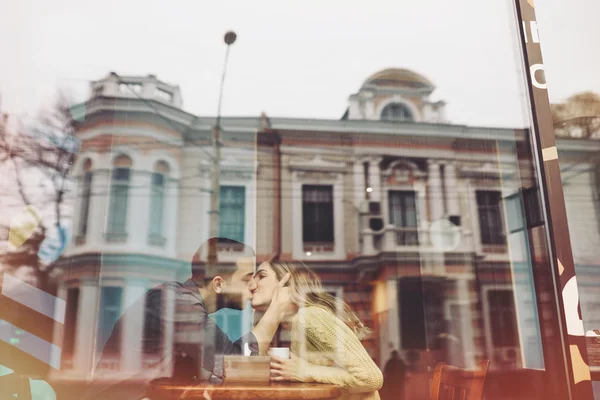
[269,347,290,359]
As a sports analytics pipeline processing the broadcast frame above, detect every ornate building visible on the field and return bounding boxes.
[48,69,600,396]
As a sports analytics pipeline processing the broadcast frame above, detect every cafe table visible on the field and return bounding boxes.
[145,381,341,400]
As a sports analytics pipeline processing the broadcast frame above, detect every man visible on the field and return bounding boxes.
[84,237,290,399]
[382,350,407,400]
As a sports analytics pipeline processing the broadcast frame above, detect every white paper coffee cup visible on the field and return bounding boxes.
[269,347,290,359]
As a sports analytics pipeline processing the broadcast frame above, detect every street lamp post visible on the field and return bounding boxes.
[207,31,237,278]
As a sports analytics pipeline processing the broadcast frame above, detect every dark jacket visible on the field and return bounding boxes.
[83,279,257,399]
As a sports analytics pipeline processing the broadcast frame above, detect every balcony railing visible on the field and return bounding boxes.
[104,231,128,243]
[96,357,121,371]
[361,222,474,255]
[148,234,166,247]
[395,227,420,246]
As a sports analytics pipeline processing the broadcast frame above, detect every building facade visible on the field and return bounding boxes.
[49,70,600,397]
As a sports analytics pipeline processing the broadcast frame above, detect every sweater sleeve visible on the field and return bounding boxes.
[297,307,383,393]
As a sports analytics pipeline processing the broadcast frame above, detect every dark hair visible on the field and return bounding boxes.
[189,237,255,286]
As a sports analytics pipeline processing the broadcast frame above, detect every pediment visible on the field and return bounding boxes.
[288,155,347,173]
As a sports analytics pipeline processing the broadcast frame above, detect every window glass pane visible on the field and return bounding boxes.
[477,191,506,245]
[63,288,79,357]
[149,173,165,237]
[219,185,245,242]
[143,289,163,354]
[389,190,419,245]
[381,103,413,122]
[97,287,123,354]
[108,168,130,234]
[8,1,598,398]
[78,172,92,236]
[302,185,334,244]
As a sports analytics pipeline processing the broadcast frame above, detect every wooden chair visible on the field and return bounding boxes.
[431,360,489,400]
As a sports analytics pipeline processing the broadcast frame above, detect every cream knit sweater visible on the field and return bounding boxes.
[290,306,383,400]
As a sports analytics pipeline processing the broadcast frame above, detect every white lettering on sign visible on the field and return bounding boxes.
[530,21,540,43]
[530,64,547,89]
[522,20,540,44]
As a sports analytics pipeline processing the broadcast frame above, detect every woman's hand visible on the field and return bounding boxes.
[270,353,311,382]
[268,273,296,319]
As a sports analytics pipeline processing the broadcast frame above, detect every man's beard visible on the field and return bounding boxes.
[217,291,245,310]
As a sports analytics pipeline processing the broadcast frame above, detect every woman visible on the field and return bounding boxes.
[250,261,383,400]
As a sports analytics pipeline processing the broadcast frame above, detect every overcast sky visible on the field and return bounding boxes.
[0,0,598,128]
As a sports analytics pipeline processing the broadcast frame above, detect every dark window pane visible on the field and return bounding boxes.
[389,190,419,245]
[112,168,130,180]
[143,289,163,354]
[381,103,414,122]
[62,288,79,356]
[523,187,544,228]
[302,185,334,244]
[98,287,123,354]
[78,172,93,236]
[476,191,506,245]
[488,290,519,348]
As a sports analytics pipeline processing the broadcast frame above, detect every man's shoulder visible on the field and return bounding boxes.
[155,280,205,307]
[155,280,197,295]
[155,280,185,291]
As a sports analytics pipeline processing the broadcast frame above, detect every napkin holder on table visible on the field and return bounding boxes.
[223,356,270,385]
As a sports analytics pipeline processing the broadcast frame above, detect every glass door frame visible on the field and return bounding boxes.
[514,1,594,398]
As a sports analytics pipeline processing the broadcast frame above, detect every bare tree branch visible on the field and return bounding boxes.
[0,89,78,288]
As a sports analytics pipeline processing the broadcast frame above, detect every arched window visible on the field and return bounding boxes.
[107,155,132,240]
[77,159,93,241]
[149,161,169,245]
[381,103,414,122]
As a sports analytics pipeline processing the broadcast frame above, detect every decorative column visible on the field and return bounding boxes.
[164,177,179,256]
[52,284,68,345]
[362,229,376,256]
[444,162,460,217]
[49,284,68,379]
[74,279,98,379]
[365,101,376,120]
[467,184,483,254]
[354,160,366,206]
[428,160,444,222]
[368,158,382,202]
[162,285,176,377]
[456,278,475,369]
[88,170,110,245]
[387,280,401,352]
[383,224,397,251]
[120,279,146,373]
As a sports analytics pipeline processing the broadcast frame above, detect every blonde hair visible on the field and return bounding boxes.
[267,260,371,340]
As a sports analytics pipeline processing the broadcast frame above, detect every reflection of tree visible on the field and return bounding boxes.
[552,91,600,139]
[0,92,77,290]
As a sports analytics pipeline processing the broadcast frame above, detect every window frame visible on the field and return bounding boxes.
[78,171,93,239]
[380,103,414,122]
[97,286,123,355]
[388,189,419,245]
[107,167,131,240]
[476,190,507,246]
[301,184,335,245]
[218,185,246,243]
[148,172,166,245]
